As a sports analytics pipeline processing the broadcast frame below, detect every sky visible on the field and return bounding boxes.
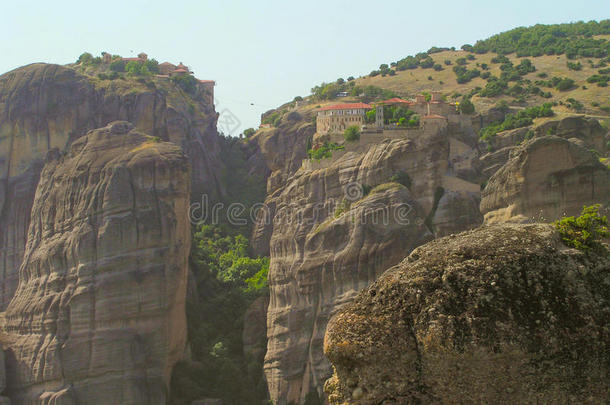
[2,0,609,135]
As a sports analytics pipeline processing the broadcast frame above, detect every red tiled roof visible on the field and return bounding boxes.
[377,98,413,105]
[177,63,188,69]
[319,103,371,111]
[160,62,175,66]
[423,114,447,119]
[198,79,215,84]
[173,68,188,73]
[122,57,141,62]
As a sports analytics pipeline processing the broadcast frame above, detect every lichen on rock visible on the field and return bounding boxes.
[324,223,609,404]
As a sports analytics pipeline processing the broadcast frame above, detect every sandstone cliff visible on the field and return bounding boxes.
[324,223,609,404]
[249,109,316,256]
[261,122,484,404]
[0,63,222,310]
[478,116,608,178]
[481,135,610,224]
[2,121,190,404]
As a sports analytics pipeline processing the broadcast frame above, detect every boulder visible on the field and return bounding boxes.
[324,223,609,404]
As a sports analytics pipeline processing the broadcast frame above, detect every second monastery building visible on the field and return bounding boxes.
[315,91,457,135]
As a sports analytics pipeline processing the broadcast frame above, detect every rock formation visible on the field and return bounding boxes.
[2,122,190,404]
[324,223,609,404]
[261,122,484,404]
[0,63,222,310]
[249,109,316,256]
[481,135,610,224]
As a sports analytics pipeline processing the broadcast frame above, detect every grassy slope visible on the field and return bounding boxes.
[354,35,610,119]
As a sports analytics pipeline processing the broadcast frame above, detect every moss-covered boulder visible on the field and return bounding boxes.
[324,223,609,404]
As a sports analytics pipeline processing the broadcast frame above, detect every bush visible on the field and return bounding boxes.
[389,171,412,189]
[308,142,344,160]
[480,77,508,97]
[458,97,475,114]
[77,52,94,65]
[172,74,198,94]
[243,128,256,138]
[567,61,582,71]
[433,64,443,71]
[555,78,575,91]
[480,103,554,141]
[109,59,126,72]
[444,59,452,65]
[555,205,609,252]
[566,98,584,111]
[453,66,480,84]
[343,125,361,142]
[516,58,536,75]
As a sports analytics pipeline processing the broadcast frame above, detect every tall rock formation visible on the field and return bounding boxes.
[324,223,609,404]
[261,123,484,404]
[2,122,190,404]
[0,63,223,310]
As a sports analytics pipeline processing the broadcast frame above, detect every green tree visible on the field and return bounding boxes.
[555,204,609,252]
[458,97,475,114]
[125,60,142,75]
[343,125,361,142]
[109,59,126,72]
[77,52,94,65]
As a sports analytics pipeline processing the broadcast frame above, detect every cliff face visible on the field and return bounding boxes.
[481,135,610,224]
[478,116,608,180]
[250,110,316,256]
[0,63,223,310]
[3,122,191,404]
[261,122,484,404]
[324,223,609,404]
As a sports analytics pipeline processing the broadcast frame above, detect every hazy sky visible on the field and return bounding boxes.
[2,1,608,135]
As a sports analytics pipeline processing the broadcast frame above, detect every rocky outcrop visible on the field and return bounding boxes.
[481,136,610,224]
[324,223,609,404]
[2,122,190,404]
[0,63,222,310]
[249,110,315,256]
[263,124,484,404]
[478,116,608,179]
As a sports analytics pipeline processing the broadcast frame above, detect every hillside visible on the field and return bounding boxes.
[254,21,610,138]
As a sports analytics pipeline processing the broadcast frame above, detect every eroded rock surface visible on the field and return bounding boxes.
[3,122,190,404]
[0,63,221,310]
[262,124,484,404]
[481,136,610,224]
[324,223,609,404]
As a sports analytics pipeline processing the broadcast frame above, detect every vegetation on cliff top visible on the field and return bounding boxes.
[555,204,610,253]
[480,102,554,141]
